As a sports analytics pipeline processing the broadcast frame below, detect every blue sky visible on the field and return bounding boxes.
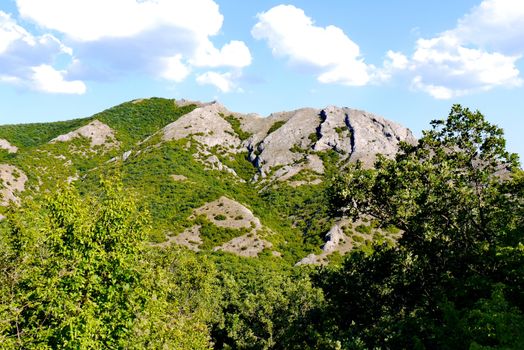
[0,0,523,158]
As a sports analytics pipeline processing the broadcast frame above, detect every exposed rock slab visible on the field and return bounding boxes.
[171,174,188,181]
[314,107,352,153]
[214,233,272,257]
[0,139,17,153]
[162,102,242,151]
[176,196,273,257]
[191,196,261,230]
[241,105,415,181]
[0,164,28,206]
[155,99,415,182]
[296,219,353,266]
[346,108,417,166]
[250,108,321,177]
[51,120,119,149]
[172,225,202,251]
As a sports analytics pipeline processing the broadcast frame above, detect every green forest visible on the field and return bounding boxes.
[0,102,522,349]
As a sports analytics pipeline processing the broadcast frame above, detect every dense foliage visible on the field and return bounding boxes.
[320,105,524,349]
[0,181,218,348]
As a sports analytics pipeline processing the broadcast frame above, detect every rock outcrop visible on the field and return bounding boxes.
[163,102,242,151]
[245,106,416,179]
[168,196,273,257]
[191,196,262,231]
[249,108,322,176]
[51,120,119,149]
[0,164,28,206]
[0,139,18,153]
[157,100,415,182]
[296,219,353,266]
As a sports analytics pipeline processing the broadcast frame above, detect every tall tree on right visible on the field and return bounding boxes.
[321,105,524,349]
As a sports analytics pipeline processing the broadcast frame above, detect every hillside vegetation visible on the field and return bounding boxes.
[0,99,522,349]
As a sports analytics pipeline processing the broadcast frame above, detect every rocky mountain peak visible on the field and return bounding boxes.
[157,100,416,181]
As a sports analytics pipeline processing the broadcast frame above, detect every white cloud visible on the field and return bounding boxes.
[394,0,524,99]
[31,64,86,94]
[190,40,252,68]
[252,5,373,86]
[0,11,30,53]
[412,76,462,100]
[453,0,524,53]
[409,34,521,98]
[160,54,191,82]
[196,71,238,93]
[385,51,409,70]
[0,11,84,94]
[14,0,252,85]
[16,0,223,42]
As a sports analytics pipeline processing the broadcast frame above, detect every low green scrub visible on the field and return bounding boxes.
[267,120,286,135]
[221,114,251,141]
[355,224,372,234]
[0,118,88,149]
[196,216,250,250]
[94,98,197,147]
[352,234,365,243]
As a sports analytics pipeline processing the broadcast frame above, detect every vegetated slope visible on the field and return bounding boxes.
[0,97,415,264]
[2,102,521,349]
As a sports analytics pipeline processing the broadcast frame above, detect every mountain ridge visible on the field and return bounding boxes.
[0,97,416,264]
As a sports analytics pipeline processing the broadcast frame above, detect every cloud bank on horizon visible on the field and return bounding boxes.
[0,0,522,98]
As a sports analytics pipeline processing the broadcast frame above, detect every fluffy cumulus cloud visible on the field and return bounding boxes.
[252,5,373,86]
[453,0,524,53]
[0,0,251,94]
[196,71,239,93]
[31,64,86,94]
[0,11,85,94]
[391,0,524,99]
[16,0,224,42]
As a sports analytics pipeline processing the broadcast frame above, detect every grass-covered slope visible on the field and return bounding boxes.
[0,97,196,151]
[78,137,331,264]
[92,97,197,147]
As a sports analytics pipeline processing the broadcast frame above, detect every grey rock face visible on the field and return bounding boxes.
[159,100,415,180]
[314,107,352,154]
[345,108,417,166]
[250,108,321,177]
[0,164,28,206]
[247,106,415,179]
[163,102,242,151]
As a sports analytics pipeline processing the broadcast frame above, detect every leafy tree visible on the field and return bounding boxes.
[321,105,524,348]
[212,267,326,350]
[0,180,217,349]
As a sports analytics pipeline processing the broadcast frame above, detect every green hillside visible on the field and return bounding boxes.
[0,100,522,349]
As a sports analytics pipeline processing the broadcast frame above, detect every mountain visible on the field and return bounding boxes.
[0,97,415,264]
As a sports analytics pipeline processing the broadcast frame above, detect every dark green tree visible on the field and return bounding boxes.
[321,105,524,349]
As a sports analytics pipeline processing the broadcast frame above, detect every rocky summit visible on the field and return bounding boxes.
[165,99,416,181]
